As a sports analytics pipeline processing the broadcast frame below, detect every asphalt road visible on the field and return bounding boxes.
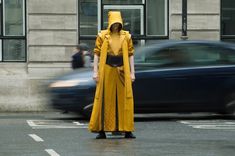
[0,112,235,156]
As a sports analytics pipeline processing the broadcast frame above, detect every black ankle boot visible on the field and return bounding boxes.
[125,132,136,139]
[96,131,106,139]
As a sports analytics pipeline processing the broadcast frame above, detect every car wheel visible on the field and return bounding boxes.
[225,93,235,115]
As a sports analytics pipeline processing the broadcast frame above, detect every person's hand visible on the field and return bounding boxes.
[93,72,99,83]
[130,73,135,82]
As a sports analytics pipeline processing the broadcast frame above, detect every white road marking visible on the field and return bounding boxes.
[27,120,37,127]
[73,121,86,125]
[27,120,88,129]
[28,134,44,142]
[192,125,235,130]
[45,149,60,156]
[30,126,85,129]
[179,120,235,131]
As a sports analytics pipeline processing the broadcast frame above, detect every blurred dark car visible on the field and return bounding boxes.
[48,40,235,118]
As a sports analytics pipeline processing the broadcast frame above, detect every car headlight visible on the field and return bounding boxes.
[49,79,90,88]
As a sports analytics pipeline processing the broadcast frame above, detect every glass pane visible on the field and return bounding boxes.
[0,6,2,35]
[80,1,97,35]
[103,9,141,35]
[147,0,166,36]
[219,48,235,64]
[144,44,222,68]
[183,45,219,64]
[222,0,235,35]
[3,40,26,61]
[145,48,171,64]
[222,39,235,43]
[4,0,24,36]
[168,44,222,66]
[145,39,168,45]
[0,40,2,61]
[102,0,143,4]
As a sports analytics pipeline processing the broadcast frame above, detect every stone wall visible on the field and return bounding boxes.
[27,0,78,76]
[169,0,220,40]
[0,0,78,112]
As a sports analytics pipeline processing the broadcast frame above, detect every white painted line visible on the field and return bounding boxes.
[31,126,88,129]
[45,149,60,156]
[179,121,190,124]
[192,126,235,130]
[179,120,235,130]
[73,121,88,126]
[187,125,235,128]
[190,124,235,127]
[27,120,37,127]
[26,120,88,129]
[28,134,44,142]
[225,122,235,124]
[179,120,228,123]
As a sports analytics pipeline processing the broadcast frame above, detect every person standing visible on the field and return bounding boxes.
[71,43,91,69]
[89,11,136,139]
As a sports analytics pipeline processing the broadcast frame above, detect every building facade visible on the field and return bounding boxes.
[0,0,234,111]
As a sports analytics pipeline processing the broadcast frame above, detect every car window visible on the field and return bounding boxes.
[182,44,235,66]
[182,44,220,65]
[219,48,235,64]
[145,48,173,66]
[140,43,235,69]
[145,45,193,68]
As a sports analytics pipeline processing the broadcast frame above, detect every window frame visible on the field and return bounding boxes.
[102,5,145,36]
[78,0,169,44]
[146,0,169,37]
[0,0,26,62]
[221,0,235,42]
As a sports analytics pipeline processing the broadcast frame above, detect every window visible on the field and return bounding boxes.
[79,0,97,36]
[181,44,220,65]
[145,48,170,64]
[221,0,235,42]
[218,47,235,64]
[102,0,143,5]
[144,47,190,68]
[78,0,169,50]
[0,0,26,62]
[102,6,143,36]
[143,44,234,68]
[3,39,25,61]
[163,44,232,67]
[147,0,167,36]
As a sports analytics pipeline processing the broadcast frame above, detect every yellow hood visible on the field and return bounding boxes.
[108,11,123,30]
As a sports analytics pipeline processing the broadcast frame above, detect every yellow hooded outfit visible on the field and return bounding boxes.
[89,11,134,132]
